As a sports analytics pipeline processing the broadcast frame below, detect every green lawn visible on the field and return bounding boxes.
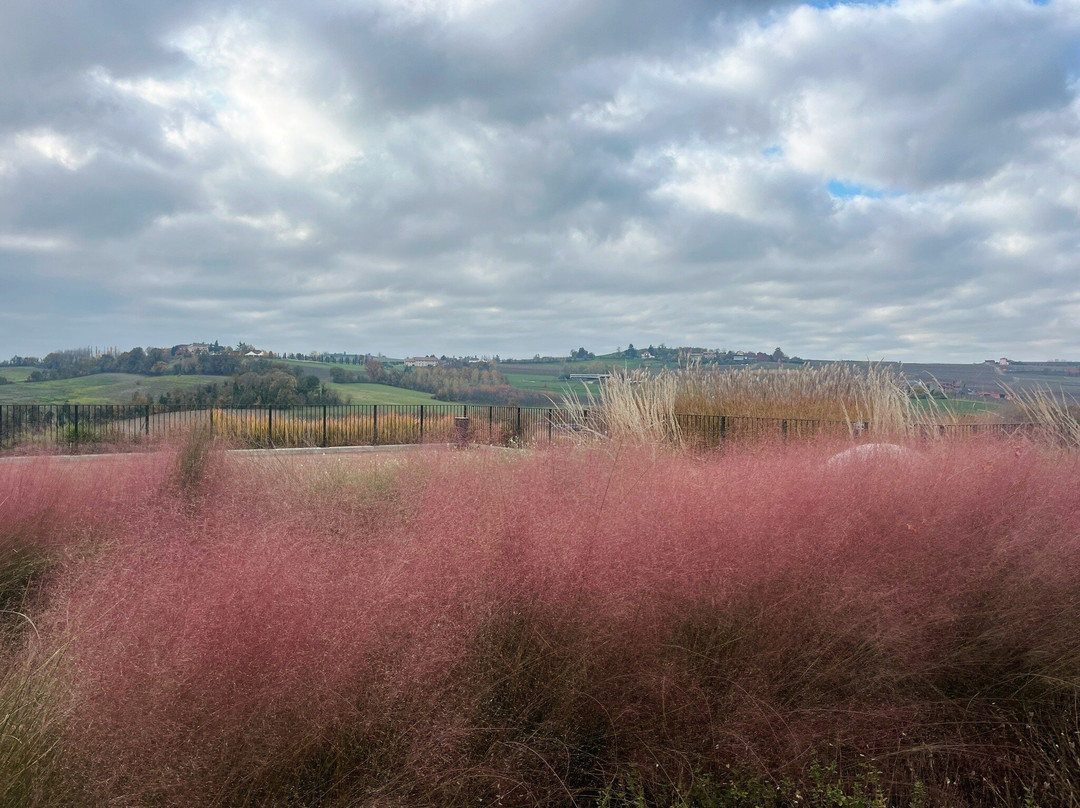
[0,373,450,406]
[326,383,443,405]
[500,372,593,401]
[0,373,224,404]
[914,397,1002,417]
[0,367,37,383]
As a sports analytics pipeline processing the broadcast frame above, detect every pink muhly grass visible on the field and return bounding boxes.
[28,439,1080,806]
[0,454,170,547]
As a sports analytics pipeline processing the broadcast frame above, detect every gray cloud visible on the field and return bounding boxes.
[1,0,1079,361]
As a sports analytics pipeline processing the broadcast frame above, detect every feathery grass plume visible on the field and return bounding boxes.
[169,424,216,500]
[561,368,679,445]
[567,361,945,445]
[1008,386,1080,448]
[0,456,170,808]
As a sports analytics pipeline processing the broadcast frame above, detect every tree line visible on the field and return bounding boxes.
[144,367,341,408]
[4,347,250,381]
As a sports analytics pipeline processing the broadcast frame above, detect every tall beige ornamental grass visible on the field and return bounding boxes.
[567,363,950,445]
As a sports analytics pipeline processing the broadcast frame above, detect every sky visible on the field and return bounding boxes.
[1,0,1079,362]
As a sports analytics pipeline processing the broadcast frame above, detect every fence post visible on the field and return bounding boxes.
[267,408,273,448]
[781,419,788,444]
[373,404,378,446]
[73,404,79,446]
[489,406,494,442]
[322,405,328,448]
[209,407,214,437]
[144,404,150,436]
[419,405,425,442]
[720,415,726,445]
[516,406,522,438]
[547,408,553,444]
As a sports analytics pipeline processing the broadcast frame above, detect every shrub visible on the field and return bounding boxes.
[8,440,1079,806]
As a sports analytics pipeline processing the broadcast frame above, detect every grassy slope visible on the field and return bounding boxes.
[916,397,1000,416]
[0,367,446,406]
[0,367,36,383]
[0,374,224,405]
[281,361,450,403]
[326,383,442,405]
[499,372,591,401]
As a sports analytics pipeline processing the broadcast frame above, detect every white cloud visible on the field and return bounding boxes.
[2,0,1080,361]
[9,129,98,170]
[162,16,363,175]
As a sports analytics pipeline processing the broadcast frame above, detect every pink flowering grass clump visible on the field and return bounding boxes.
[0,453,174,628]
[12,438,1080,807]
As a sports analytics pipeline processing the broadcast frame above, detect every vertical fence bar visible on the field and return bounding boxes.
[419,405,425,442]
[322,405,328,448]
[268,408,273,448]
[372,404,378,446]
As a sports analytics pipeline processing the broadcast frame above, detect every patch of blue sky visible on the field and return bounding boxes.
[762,145,784,158]
[827,179,902,199]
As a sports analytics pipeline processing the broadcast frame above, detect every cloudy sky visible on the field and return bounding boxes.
[1,0,1078,361]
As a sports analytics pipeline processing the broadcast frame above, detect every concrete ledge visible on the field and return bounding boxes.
[227,443,444,458]
[0,442,518,464]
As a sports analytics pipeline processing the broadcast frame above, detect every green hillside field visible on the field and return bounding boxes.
[0,374,224,405]
[0,367,38,383]
[498,371,594,401]
[0,373,444,406]
[326,383,442,405]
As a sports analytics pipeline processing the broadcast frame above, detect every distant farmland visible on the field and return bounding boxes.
[325,383,441,405]
[0,372,444,406]
[0,373,223,405]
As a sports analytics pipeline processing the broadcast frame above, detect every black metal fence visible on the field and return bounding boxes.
[0,403,603,453]
[675,414,860,449]
[0,403,1050,454]
[675,413,1049,449]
